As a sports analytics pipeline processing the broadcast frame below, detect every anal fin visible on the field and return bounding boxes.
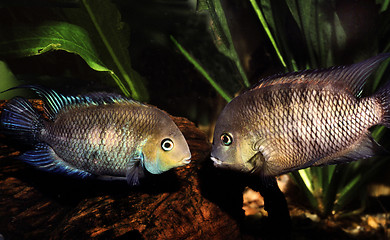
[19,143,92,179]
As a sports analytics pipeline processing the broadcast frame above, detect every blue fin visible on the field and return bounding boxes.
[19,143,92,179]
[252,53,390,97]
[126,153,145,186]
[2,85,138,120]
[0,97,43,143]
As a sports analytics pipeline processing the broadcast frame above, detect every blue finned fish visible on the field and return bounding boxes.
[211,54,390,176]
[1,86,191,185]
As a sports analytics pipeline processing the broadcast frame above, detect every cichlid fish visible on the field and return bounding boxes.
[211,54,390,177]
[1,86,191,185]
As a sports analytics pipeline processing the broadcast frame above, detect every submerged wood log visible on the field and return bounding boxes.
[0,100,290,240]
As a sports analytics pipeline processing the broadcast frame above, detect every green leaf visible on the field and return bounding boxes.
[286,0,346,68]
[290,171,318,210]
[0,21,105,69]
[199,0,250,88]
[333,174,362,212]
[73,0,149,101]
[0,19,147,101]
[170,35,232,102]
[250,0,286,68]
[0,61,29,100]
[377,0,390,12]
[255,0,298,71]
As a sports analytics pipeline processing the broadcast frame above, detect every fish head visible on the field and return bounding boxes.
[142,112,191,174]
[211,99,258,173]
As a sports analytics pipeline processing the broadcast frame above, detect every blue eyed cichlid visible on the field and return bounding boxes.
[1,86,191,186]
[211,54,390,177]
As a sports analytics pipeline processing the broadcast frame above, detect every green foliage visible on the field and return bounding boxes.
[285,0,347,68]
[0,21,108,71]
[252,0,348,70]
[249,0,289,69]
[170,36,233,102]
[171,0,253,101]
[1,0,389,219]
[0,0,148,101]
[0,61,28,100]
[199,0,250,88]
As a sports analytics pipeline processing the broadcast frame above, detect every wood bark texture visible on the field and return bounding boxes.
[0,100,247,240]
[0,100,291,240]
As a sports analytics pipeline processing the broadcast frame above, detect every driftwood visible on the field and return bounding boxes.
[0,100,290,240]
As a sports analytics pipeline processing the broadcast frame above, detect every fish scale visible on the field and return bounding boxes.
[260,87,370,173]
[1,86,191,185]
[43,103,154,175]
[211,54,390,177]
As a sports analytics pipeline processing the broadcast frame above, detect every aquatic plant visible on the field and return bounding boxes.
[0,0,148,101]
[174,0,390,218]
[1,0,389,220]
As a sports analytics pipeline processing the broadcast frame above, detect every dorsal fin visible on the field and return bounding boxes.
[2,85,140,120]
[252,53,390,97]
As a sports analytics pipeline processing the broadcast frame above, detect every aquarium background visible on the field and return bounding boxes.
[1,0,390,238]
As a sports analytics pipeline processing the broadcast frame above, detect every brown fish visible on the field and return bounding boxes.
[211,54,390,176]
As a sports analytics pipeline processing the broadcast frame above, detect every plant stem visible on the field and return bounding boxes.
[249,0,287,68]
[82,0,138,99]
[170,35,232,102]
[380,0,390,12]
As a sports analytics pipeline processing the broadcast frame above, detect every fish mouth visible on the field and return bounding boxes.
[182,156,191,165]
[210,156,249,172]
[210,156,223,166]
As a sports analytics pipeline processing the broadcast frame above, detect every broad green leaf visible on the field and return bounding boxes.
[0,21,107,70]
[0,20,145,100]
[63,0,149,101]
[81,0,148,101]
[0,61,29,100]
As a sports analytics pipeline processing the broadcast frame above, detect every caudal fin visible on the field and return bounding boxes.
[376,81,390,128]
[1,97,43,143]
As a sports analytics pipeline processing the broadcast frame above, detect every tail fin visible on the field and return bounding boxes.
[1,97,43,143]
[376,81,390,128]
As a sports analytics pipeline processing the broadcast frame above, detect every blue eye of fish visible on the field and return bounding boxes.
[161,138,174,151]
[220,133,233,146]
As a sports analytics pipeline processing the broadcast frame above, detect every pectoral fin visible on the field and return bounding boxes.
[248,151,266,174]
[126,153,145,186]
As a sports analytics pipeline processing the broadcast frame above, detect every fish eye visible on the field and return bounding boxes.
[220,133,233,146]
[161,138,174,151]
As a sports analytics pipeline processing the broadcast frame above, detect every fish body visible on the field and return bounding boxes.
[211,54,390,176]
[1,86,191,185]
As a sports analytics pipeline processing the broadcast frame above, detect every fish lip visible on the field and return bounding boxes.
[210,156,222,165]
[182,156,191,164]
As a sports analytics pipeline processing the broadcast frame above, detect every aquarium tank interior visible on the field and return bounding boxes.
[0,0,390,239]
